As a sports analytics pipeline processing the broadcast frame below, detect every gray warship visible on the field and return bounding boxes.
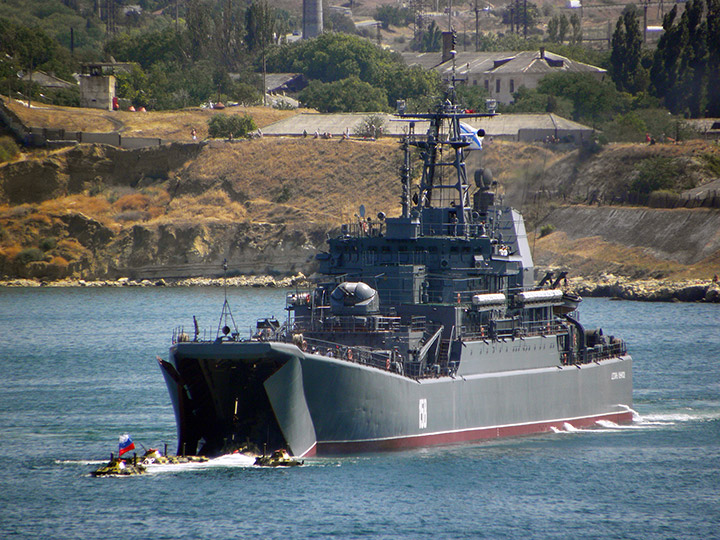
[158,91,633,458]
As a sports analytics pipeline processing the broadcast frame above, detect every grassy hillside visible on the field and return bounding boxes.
[1,103,719,282]
[0,137,403,279]
[6,100,304,141]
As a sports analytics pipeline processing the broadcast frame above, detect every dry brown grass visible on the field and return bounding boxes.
[49,255,69,268]
[113,193,152,212]
[38,195,113,223]
[532,230,720,280]
[159,189,248,224]
[0,244,22,259]
[180,137,403,227]
[24,212,54,227]
[5,99,307,141]
[56,237,88,260]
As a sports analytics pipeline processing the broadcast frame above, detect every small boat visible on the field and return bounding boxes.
[91,448,209,476]
[254,449,303,467]
[91,455,146,476]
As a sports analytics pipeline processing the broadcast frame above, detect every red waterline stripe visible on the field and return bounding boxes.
[299,442,317,458]
[315,410,634,455]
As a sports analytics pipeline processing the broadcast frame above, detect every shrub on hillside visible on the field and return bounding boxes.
[539,224,556,238]
[0,136,19,163]
[630,157,689,195]
[39,237,57,251]
[207,114,257,139]
[354,114,387,138]
[16,247,45,264]
[702,153,720,177]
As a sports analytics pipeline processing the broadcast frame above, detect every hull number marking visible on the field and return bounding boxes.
[611,371,626,380]
[419,399,427,429]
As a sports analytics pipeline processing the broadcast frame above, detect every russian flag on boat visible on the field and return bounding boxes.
[118,433,135,456]
[460,122,483,150]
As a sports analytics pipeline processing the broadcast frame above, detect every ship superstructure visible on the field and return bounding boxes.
[159,91,632,458]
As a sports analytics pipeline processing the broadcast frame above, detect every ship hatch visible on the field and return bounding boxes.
[175,357,287,456]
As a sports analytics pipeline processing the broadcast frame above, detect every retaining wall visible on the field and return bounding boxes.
[0,99,166,149]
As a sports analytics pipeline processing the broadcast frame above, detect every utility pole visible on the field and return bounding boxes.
[475,0,480,51]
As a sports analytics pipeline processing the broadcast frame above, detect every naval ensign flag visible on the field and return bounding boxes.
[459,122,484,150]
[118,434,135,456]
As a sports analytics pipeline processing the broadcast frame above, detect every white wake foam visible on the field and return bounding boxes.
[56,459,106,465]
[549,405,718,436]
[145,452,256,474]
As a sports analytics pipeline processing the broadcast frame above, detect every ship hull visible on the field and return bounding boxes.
[160,338,633,457]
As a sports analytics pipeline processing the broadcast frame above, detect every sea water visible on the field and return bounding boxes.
[0,288,718,539]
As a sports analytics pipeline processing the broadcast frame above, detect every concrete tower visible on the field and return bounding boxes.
[302,0,323,39]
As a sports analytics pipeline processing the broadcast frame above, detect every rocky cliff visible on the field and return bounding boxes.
[0,138,402,280]
[1,136,719,284]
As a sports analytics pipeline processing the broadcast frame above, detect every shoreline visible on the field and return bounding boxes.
[566,275,720,303]
[0,273,311,289]
[2,273,719,303]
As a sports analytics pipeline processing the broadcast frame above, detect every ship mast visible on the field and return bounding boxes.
[398,47,494,227]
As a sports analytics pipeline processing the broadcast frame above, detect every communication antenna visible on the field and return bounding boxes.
[216,258,239,339]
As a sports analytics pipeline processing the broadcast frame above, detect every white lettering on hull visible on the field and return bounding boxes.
[419,398,427,429]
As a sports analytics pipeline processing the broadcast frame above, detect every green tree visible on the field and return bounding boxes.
[650,6,684,113]
[537,72,626,125]
[547,16,559,42]
[186,0,216,62]
[375,6,413,29]
[505,86,574,118]
[417,20,442,52]
[266,33,391,83]
[610,9,646,93]
[502,2,540,32]
[707,0,720,116]
[650,0,711,117]
[326,12,357,34]
[299,77,388,113]
[216,0,245,71]
[455,83,491,112]
[569,13,583,45]
[354,114,387,137]
[558,14,570,43]
[208,113,257,138]
[379,64,441,109]
[681,0,708,118]
[105,26,185,70]
[266,33,441,110]
[114,63,149,106]
[245,0,276,54]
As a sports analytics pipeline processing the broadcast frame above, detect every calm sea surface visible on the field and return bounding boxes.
[1,287,718,539]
